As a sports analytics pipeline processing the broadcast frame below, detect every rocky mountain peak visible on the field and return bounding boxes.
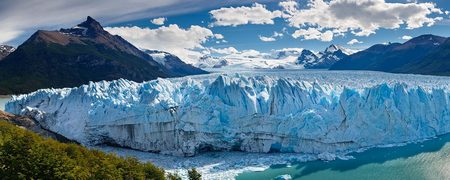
[79,16,103,31]
[324,44,340,53]
[60,16,105,37]
[0,45,15,60]
[296,49,319,65]
[296,44,350,69]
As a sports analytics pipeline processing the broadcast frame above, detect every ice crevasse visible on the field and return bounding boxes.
[6,71,450,156]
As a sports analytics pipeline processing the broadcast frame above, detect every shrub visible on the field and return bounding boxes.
[167,172,182,180]
[188,168,202,180]
[0,121,165,179]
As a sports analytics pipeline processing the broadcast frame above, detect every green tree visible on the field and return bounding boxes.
[188,168,202,180]
[0,121,166,180]
[167,172,182,180]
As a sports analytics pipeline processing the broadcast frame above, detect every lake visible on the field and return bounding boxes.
[236,134,450,180]
[0,96,11,111]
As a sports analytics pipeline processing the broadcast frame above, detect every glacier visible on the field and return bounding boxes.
[5,70,450,157]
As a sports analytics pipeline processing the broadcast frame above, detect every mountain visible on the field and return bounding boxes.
[395,38,450,76]
[195,55,229,68]
[296,49,319,67]
[7,71,450,157]
[0,45,15,60]
[144,50,207,76]
[296,44,351,69]
[0,16,206,95]
[189,45,350,70]
[330,34,448,75]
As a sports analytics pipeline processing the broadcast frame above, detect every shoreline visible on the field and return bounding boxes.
[94,135,443,180]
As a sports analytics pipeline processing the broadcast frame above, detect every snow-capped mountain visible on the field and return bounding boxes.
[144,50,208,76]
[7,71,450,157]
[296,49,319,67]
[194,45,353,70]
[195,55,229,69]
[194,48,304,70]
[194,49,301,70]
[296,45,351,69]
[0,45,15,60]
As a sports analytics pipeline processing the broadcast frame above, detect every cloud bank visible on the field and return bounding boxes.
[281,0,443,41]
[210,3,282,26]
[105,24,217,64]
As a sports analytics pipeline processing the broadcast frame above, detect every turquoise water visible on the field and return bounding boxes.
[237,134,450,180]
[0,96,10,111]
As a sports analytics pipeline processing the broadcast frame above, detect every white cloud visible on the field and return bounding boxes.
[279,1,299,16]
[273,31,283,38]
[214,33,224,39]
[259,31,284,42]
[347,39,363,45]
[151,17,166,25]
[210,47,306,59]
[270,47,303,57]
[239,49,264,57]
[208,47,272,59]
[209,47,239,54]
[272,48,303,54]
[210,3,282,26]
[0,29,23,45]
[292,28,333,42]
[105,24,214,64]
[402,35,413,40]
[281,0,443,40]
[259,36,276,42]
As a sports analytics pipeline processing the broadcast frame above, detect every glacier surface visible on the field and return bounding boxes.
[6,70,450,157]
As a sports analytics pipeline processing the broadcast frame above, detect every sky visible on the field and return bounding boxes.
[2,0,450,62]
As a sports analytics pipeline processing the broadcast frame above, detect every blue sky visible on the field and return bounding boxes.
[2,0,450,60]
[109,0,450,52]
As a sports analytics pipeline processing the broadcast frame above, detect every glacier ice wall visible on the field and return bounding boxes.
[6,71,450,156]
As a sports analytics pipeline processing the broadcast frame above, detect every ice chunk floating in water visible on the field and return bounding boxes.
[6,71,450,156]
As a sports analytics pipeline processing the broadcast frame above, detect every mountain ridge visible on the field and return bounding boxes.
[297,44,350,69]
[330,34,449,75]
[0,16,206,95]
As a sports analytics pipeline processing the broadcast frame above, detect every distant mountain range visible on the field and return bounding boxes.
[0,16,206,95]
[195,35,450,75]
[1,16,448,96]
[196,55,229,69]
[331,34,450,76]
[192,45,353,70]
[297,44,352,69]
